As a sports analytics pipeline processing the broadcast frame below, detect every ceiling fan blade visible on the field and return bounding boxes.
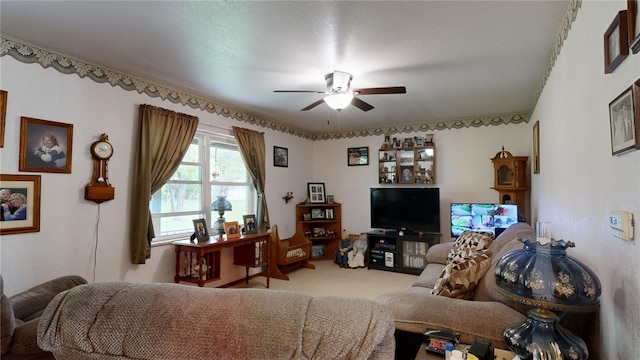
[353,86,407,95]
[273,90,325,94]
[301,98,326,111]
[351,97,375,112]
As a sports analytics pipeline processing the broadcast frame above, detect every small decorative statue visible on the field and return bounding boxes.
[348,233,368,268]
[335,230,352,268]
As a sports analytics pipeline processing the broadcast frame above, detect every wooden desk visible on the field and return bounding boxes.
[173,231,270,288]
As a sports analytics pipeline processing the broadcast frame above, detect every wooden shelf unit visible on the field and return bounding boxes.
[296,203,342,261]
[367,230,440,275]
[378,145,435,184]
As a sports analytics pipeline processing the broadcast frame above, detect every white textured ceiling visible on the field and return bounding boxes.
[0,1,571,135]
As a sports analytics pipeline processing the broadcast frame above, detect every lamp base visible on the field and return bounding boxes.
[213,216,226,235]
[504,309,588,360]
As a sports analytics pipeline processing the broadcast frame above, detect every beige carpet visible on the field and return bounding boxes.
[229,260,417,300]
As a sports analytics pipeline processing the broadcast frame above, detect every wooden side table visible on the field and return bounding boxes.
[173,231,270,288]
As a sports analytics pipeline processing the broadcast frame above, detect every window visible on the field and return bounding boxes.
[150,131,254,244]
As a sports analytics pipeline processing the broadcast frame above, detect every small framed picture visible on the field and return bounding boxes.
[307,182,326,203]
[533,121,540,174]
[19,117,73,173]
[224,221,241,239]
[311,244,326,259]
[302,213,311,221]
[414,137,424,148]
[633,78,640,149]
[311,208,325,219]
[326,195,335,204]
[402,138,413,148]
[274,146,288,167]
[399,166,414,183]
[243,214,258,234]
[392,137,402,149]
[0,174,41,235]
[604,10,630,74]
[325,208,334,219]
[347,147,369,166]
[193,218,209,241]
[609,85,637,155]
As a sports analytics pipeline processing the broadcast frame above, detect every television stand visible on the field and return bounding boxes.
[367,231,440,274]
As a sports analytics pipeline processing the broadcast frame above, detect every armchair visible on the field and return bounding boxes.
[1,274,87,360]
[268,225,315,280]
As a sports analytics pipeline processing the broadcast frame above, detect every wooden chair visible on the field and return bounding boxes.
[268,225,315,280]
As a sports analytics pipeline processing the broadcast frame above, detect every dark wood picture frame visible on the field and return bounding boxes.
[604,10,629,74]
[347,146,369,166]
[243,214,258,234]
[633,79,640,149]
[0,174,41,235]
[399,165,414,184]
[193,218,209,241]
[273,146,288,167]
[629,0,640,53]
[307,182,326,203]
[609,86,636,155]
[0,90,7,148]
[19,117,73,173]
[533,121,540,174]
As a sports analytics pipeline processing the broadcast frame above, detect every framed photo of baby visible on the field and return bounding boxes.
[0,174,41,235]
[19,117,73,173]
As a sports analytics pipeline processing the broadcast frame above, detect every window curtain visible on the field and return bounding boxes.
[232,126,270,231]
[130,104,199,264]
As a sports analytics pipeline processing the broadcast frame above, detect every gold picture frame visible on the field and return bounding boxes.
[0,174,41,235]
[224,221,241,239]
[19,117,73,173]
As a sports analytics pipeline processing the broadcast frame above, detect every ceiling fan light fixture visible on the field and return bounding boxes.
[324,93,354,110]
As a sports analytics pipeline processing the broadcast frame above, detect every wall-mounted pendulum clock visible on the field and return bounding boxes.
[85,133,115,203]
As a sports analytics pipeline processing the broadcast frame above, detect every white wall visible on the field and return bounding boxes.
[0,56,314,293]
[313,124,529,235]
[529,1,639,359]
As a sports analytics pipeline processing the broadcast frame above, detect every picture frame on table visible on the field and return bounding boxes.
[629,0,640,53]
[19,117,73,173]
[307,182,326,203]
[609,85,637,155]
[274,146,288,167]
[347,146,369,166]
[326,194,334,204]
[0,90,7,148]
[0,174,41,235]
[533,121,540,174]
[193,218,209,241]
[311,208,325,219]
[224,221,241,239]
[604,10,629,74]
[311,244,326,259]
[243,214,258,234]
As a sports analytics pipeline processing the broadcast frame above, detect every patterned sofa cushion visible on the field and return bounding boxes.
[431,250,493,299]
[447,231,494,263]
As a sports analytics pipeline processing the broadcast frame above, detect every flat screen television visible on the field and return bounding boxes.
[370,187,440,233]
[450,203,519,237]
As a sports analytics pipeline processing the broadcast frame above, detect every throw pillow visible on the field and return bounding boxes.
[431,250,493,299]
[447,231,494,264]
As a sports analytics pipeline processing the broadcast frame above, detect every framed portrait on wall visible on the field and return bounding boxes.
[19,117,73,173]
[629,0,640,53]
[274,146,288,167]
[609,86,636,155]
[0,174,41,235]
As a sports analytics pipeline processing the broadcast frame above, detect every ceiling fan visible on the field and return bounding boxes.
[274,70,406,112]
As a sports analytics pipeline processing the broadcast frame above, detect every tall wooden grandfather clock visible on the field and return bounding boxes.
[491,147,529,222]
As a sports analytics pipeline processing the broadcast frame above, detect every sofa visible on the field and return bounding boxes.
[1,274,87,360]
[37,281,395,360]
[376,223,599,357]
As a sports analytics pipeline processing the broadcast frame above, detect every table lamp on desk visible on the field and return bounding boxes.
[494,236,601,360]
